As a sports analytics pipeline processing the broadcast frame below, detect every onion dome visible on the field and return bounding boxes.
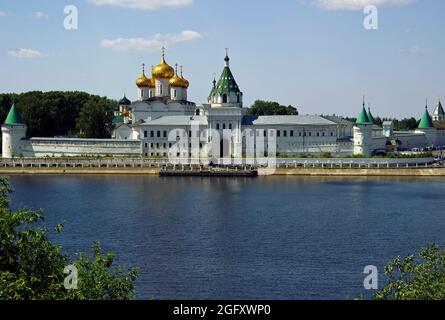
[119,94,131,106]
[136,64,151,88]
[180,65,190,89]
[169,64,187,88]
[153,47,174,79]
[148,66,155,88]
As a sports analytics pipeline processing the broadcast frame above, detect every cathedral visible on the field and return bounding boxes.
[112,48,354,159]
[2,48,445,159]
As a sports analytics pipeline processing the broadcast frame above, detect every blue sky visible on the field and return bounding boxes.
[0,0,443,118]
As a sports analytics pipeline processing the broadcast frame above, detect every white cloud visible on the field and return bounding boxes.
[402,45,432,55]
[90,0,193,10]
[0,11,7,17]
[8,49,44,59]
[31,11,49,19]
[311,0,416,10]
[100,30,204,51]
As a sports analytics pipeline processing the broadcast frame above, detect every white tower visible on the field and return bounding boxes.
[207,50,244,159]
[433,99,445,121]
[1,103,27,158]
[353,101,373,156]
[415,105,436,146]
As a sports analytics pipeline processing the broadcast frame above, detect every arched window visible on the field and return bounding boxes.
[229,123,233,130]
[223,123,226,130]
[222,94,228,103]
[160,85,163,95]
[237,93,240,103]
[196,109,200,116]
[174,90,177,98]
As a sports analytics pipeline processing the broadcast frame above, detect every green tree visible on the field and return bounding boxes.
[0,91,117,139]
[374,243,445,300]
[247,100,299,116]
[0,177,138,300]
[76,98,115,138]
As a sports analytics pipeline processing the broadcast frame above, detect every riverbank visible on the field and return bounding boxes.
[0,167,160,175]
[1,166,445,176]
[262,167,445,176]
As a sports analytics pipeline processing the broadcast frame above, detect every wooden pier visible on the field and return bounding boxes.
[160,165,258,177]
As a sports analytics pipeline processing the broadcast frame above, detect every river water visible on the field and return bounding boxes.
[8,175,445,299]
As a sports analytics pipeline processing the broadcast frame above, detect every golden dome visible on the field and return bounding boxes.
[148,66,155,88]
[180,65,190,89]
[136,64,152,88]
[169,64,188,88]
[152,47,174,79]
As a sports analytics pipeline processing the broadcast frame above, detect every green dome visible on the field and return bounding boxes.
[356,105,371,125]
[4,103,24,126]
[418,107,434,129]
[367,108,376,125]
[209,54,241,98]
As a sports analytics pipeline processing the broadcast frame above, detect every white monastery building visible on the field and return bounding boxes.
[2,49,445,159]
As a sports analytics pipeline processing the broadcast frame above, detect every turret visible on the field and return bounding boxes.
[432,98,445,121]
[415,103,436,146]
[119,94,132,124]
[208,49,243,108]
[2,103,27,158]
[353,98,373,156]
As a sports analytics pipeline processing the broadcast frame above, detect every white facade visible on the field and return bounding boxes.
[2,124,27,158]
[353,124,373,156]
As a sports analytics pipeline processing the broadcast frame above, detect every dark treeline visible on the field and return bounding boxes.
[0,91,117,138]
[246,100,299,116]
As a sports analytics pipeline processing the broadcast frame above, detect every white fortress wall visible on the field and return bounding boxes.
[21,138,142,157]
[434,129,445,146]
[393,132,428,149]
[371,136,388,151]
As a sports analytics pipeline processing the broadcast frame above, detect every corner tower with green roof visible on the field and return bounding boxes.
[418,106,434,129]
[208,50,243,108]
[353,99,374,156]
[2,103,27,158]
[367,106,376,125]
[415,104,436,147]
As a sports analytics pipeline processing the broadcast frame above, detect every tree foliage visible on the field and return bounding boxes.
[246,100,299,116]
[374,243,445,300]
[0,177,138,300]
[0,92,117,139]
[76,98,115,139]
